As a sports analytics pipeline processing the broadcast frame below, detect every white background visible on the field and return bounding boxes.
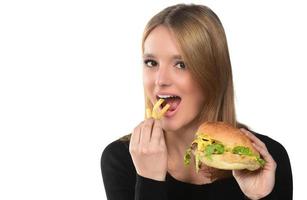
[0,0,305,199]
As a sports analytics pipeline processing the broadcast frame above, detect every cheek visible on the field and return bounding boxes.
[180,75,201,95]
[185,93,204,109]
[192,86,205,105]
[143,71,155,94]
[184,80,205,107]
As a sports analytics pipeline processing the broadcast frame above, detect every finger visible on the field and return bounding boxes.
[129,123,142,149]
[156,104,170,119]
[232,169,252,178]
[151,120,163,143]
[140,118,154,145]
[240,128,267,149]
[252,142,276,167]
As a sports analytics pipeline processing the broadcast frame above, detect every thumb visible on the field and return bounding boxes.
[232,169,252,179]
[232,170,240,177]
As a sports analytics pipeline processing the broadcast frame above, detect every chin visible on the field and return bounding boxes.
[160,118,181,132]
[162,114,202,135]
[161,115,193,133]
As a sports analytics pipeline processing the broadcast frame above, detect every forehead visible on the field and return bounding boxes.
[143,26,182,57]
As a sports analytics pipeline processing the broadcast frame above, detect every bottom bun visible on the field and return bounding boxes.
[201,152,261,171]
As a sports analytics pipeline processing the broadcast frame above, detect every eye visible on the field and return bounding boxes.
[144,59,158,68]
[175,61,186,69]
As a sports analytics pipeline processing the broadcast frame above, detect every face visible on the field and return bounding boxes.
[143,25,205,132]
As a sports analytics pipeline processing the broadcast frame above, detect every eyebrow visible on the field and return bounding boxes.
[143,53,183,60]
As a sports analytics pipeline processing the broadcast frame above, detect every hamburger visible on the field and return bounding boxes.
[184,122,265,172]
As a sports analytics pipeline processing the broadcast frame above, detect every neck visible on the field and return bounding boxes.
[164,120,200,159]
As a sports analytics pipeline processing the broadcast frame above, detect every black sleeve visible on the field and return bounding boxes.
[101,140,168,200]
[254,134,293,200]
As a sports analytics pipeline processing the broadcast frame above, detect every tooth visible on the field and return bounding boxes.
[158,95,172,98]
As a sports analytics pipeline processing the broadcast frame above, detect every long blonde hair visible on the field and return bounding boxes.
[143,4,247,127]
[121,4,247,141]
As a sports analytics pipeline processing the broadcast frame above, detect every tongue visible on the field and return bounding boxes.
[164,97,181,111]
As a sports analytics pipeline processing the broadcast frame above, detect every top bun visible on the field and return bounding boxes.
[197,122,259,157]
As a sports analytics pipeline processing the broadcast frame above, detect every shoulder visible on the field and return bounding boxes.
[100,137,137,195]
[250,130,292,173]
[102,138,130,153]
[101,137,136,181]
[251,131,288,156]
[101,138,131,166]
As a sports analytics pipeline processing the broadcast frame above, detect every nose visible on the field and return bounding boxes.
[155,65,172,87]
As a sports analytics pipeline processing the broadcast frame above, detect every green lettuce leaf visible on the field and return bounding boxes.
[205,143,225,159]
[232,146,253,156]
[232,146,266,166]
[184,148,192,166]
[256,156,266,167]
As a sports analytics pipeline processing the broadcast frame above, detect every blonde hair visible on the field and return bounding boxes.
[121,4,247,141]
[143,4,247,128]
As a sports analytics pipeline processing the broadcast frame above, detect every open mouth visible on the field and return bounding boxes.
[156,95,182,117]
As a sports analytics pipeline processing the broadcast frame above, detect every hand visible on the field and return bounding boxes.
[233,129,277,200]
[129,118,168,181]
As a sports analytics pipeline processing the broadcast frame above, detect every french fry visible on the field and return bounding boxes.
[149,99,170,120]
[146,108,152,119]
[152,99,164,119]
[153,99,164,113]
[152,109,159,119]
[156,104,170,119]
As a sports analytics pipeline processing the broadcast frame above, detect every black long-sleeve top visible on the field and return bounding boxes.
[101,132,292,200]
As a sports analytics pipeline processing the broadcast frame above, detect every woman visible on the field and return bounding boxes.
[101,4,292,200]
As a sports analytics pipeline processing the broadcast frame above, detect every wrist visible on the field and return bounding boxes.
[244,194,263,200]
[137,172,166,181]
